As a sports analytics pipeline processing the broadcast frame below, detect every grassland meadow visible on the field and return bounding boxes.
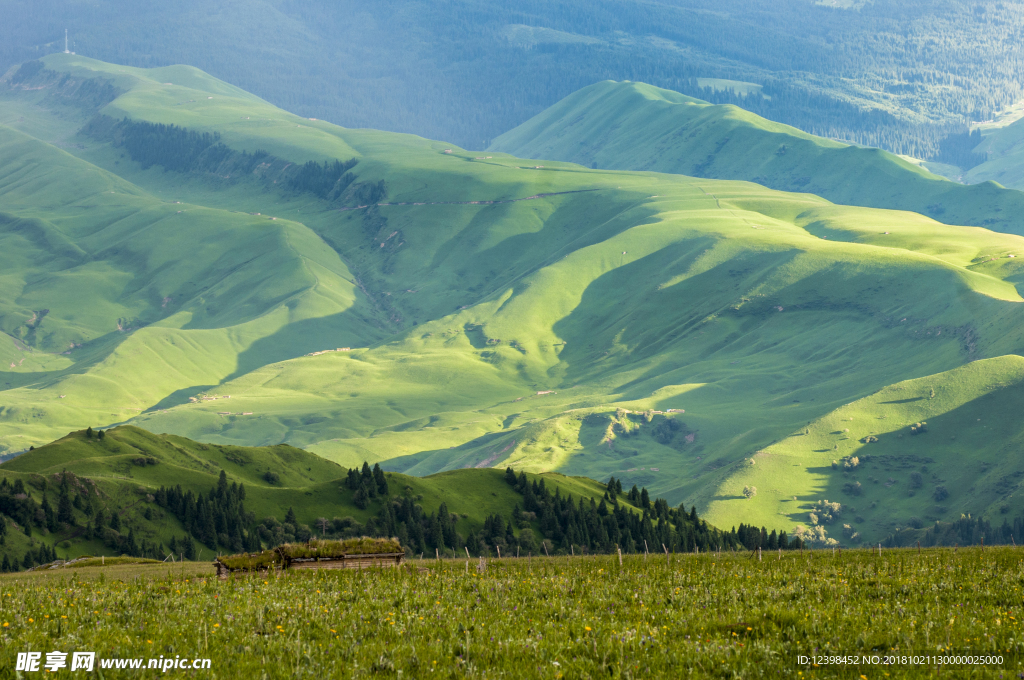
[1,548,1021,678]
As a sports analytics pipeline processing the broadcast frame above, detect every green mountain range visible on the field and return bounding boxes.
[2,55,1024,547]
[5,0,1023,158]
[489,80,1024,233]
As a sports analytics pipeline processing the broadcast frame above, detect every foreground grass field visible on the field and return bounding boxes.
[1,549,1021,678]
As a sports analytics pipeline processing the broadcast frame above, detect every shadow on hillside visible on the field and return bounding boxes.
[413,189,661,323]
[1,328,136,395]
[551,243,795,391]
[144,384,217,412]
[222,299,390,386]
[464,323,488,349]
[0,369,67,390]
[380,429,515,476]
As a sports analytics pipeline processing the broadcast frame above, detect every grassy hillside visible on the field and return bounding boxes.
[0,120,385,448]
[1,56,1024,541]
[967,116,1024,190]
[711,356,1024,546]
[4,425,613,527]
[0,425,616,567]
[489,81,1024,235]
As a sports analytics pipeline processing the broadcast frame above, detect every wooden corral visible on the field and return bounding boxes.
[286,552,405,570]
[214,561,280,580]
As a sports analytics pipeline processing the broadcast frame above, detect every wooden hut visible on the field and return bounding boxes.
[215,537,404,579]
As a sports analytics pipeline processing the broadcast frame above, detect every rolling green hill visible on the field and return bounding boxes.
[0,120,385,448]
[2,55,1024,546]
[967,116,1024,190]
[488,80,1024,236]
[1,425,615,528]
[0,425,621,567]
[712,356,1024,547]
